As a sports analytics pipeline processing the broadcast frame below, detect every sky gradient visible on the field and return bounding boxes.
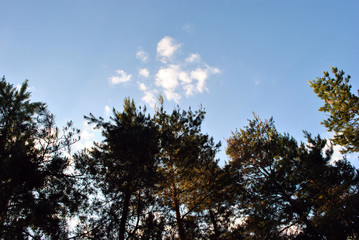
[1,0,358,166]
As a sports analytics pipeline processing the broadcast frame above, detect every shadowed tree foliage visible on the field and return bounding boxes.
[0,77,81,239]
[227,116,301,239]
[183,160,241,240]
[74,98,160,239]
[295,133,359,240]
[154,97,221,240]
[226,115,359,240]
[309,67,359,153]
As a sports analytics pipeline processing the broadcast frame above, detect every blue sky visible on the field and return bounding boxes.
[1,0,358,166]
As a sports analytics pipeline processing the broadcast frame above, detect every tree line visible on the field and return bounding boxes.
[1,67,358,239]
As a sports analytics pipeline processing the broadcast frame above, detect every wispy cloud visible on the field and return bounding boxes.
[182,23,194,33]
[104,105,111,114]
[139,68,150,78]
[252,74,262,86]
[186,53,201,63]
[136,50,149,63]
[109,69,132,85]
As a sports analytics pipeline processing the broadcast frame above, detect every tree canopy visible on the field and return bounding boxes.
[74,98,160,239]
[226,115,359,239]
[0,76,82,239]
[1,68,358,239]
[309,67,359,153]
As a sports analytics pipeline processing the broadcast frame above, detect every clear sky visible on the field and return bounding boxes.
[1,0,358,166]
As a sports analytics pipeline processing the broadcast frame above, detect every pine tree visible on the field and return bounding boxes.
[309,67,359,153]
[154,98,221,239]
[0,76,81,239]
[74,98,160,239]
[226,115,359,239]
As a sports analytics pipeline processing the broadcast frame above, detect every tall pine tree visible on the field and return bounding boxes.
[74,98,160,239]
[0,77,81,239]
[154,98,221,239]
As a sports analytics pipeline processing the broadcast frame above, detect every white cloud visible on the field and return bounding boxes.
[164,89,181,103]
[136,50,149,62]
[138,82,147,91]
[73,121,102,152]
[109,70,132,85]
[153,63,220,100]
[307,131,358,168]
[183,83,195,97]
[155,65,180,91]
[179,71,191,84]
[108,36,220,107]
[157,36,181,63]
[331,144,345,162]
[142,90,157,107]
[321,131,350,162]
[105,105,111,114]
[186,53,201,63]
[137,82,157,107]
[191,68,209,93]
[211,67,221,74]
[139,68,150,78]
[81,125,95,142]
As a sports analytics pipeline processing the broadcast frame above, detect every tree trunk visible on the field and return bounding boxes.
[172,183,186,240]
[209,209,220,239]
[119,190,131,240]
